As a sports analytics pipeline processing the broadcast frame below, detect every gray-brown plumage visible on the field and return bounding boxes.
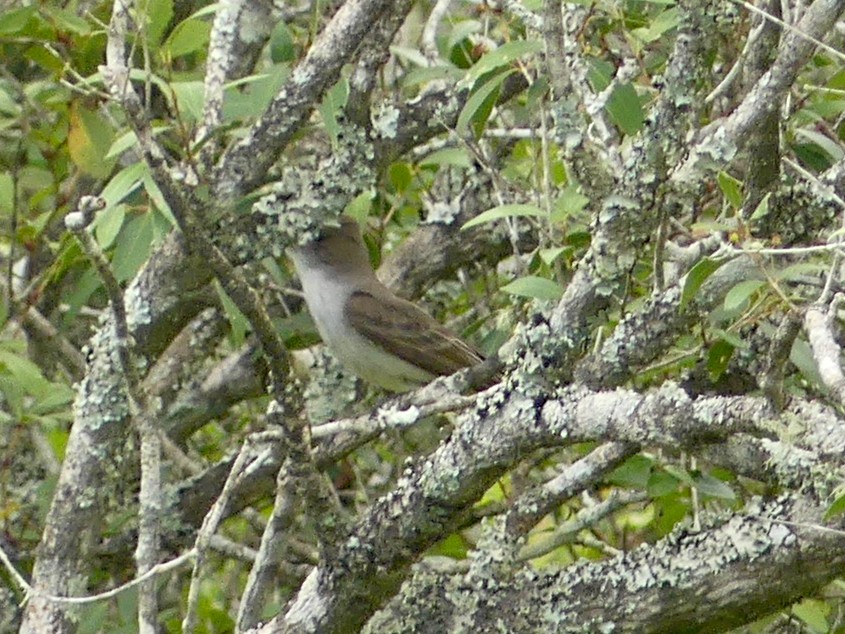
[290,217,484,392]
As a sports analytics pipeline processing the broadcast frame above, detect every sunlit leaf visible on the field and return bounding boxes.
[143,0,173,46]
[0,7,36,35]
[68,101,117,179]
[679,258,725,311]
[551,188,590,222]
[95,203,126,250]
[463,203,545,229]
[419,148,472,169]
[319,77,349,145]
[717,171,743,209]
[111,212,155,282]
[795,127,844,162]
[692,473,735,501]
[748,192,771,221]
[501,276,564,301]
[0,349,52,398]
[215,279,249,346]
[539,247,567,265]
[270,21,296,63]
[457,69,512,137]
[723,279,765,313]
[42,6,91,35]
[464,39,543,84]
[224,65,291,121]
[0,173,13,217]
[168,81,205,121]
[164,18,211,58]
[99,162,145,208]
[606,83,645,135]
[792,598,830,633]
[647,471,680,497]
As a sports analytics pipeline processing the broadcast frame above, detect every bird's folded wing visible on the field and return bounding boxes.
[344,289,484,377]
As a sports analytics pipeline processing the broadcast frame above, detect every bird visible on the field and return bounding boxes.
[289,217,484,392]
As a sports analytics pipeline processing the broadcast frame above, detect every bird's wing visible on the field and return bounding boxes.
[344,289,484,377]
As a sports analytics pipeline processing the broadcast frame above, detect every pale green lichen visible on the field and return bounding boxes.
[379,404,421,428]
[303,349,358,424]
[245,122,378,261]
[371,102,400,139]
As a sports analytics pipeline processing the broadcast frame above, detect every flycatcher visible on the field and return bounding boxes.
[290,217,484,392]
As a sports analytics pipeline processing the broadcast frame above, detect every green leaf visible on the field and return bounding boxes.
[99,162,146,207]
[723,279,765,313]
[0,349,52,398]
[607,454,654,488]
[62,268,100,327]
[776,261,827,281]
[792,599,830,634]
[68,102,117,179]
[462,203,545,229]
[111,212,155,282]
[708,328,748,349]
[606,83,645,136]
[748,192,771,222]
[215,279,249,347]
[388,162,413,193]
[717,171,743,209]
[143,172,176,226]
[646,471,680,497]
[653,493,689,536]
[790,337,824,389]
[551,188,590,222]
[0,172,13,217]
[793,141,834,171]
[107,126,170,161]
[143,0,173,46]
[390,45,430,68]
[0,7,36,35]
[795,127,845,162]
[457,69,512,137]
[185,4,219,20]
[501,276,564,301]
[447,20,482,51]
[663,465,694,486]
[30,385,75,415]
[274,311,320,349]
[77,603,109,634]
[707,339,734,380]
[0,375,24,418]
[679,257,725,311]
[426,533,469,560]
[95,203,126,250]
[539,247,567,266]
[168,81,205,121]
[270,21,296,63]
[825,488,845,520]
[42,6,91,35]
[0,85,21,116]
[344,191,374,222]
[692,473,736,501]
[631,7,679,44]
[402,65,464,88]
[464,39,543,84]
[223,66,290,121]
[26,43,64,74]
[419,147,472,169]
[164,18,211,58]
[319,77,349,145]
